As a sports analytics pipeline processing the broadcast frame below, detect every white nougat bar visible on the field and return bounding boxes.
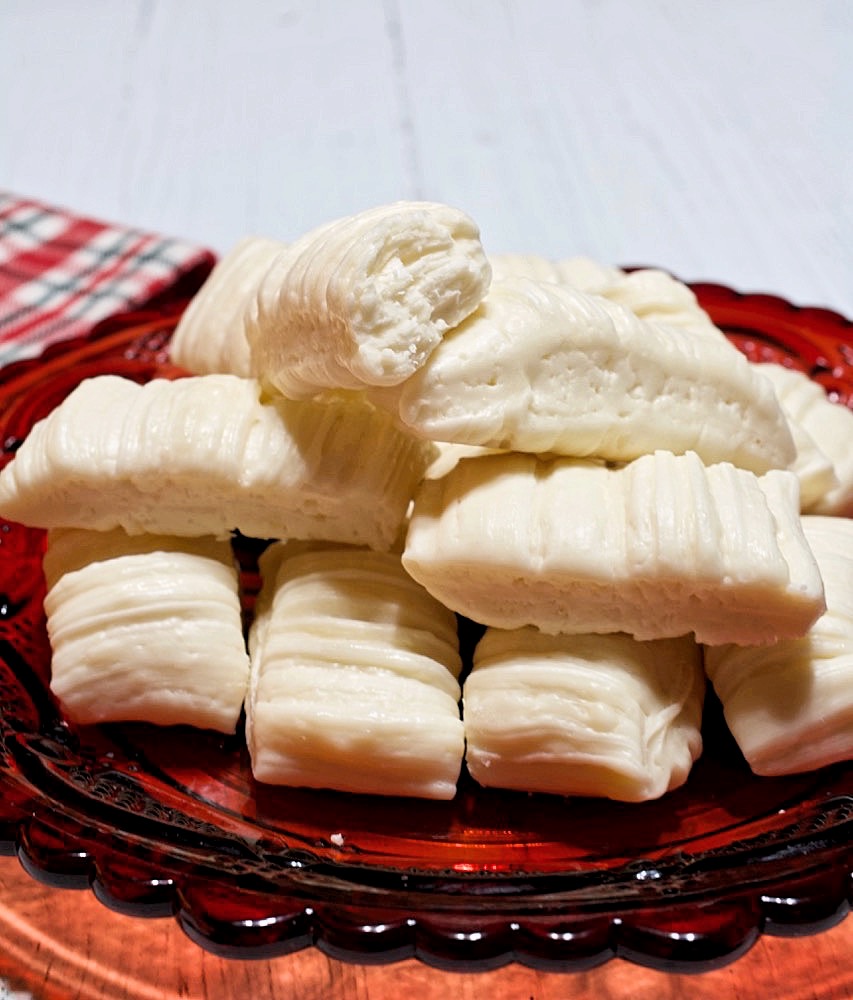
[246,543,465,799]
[0,373,433,550]
[43,528,250,732]
[757,362,853,516]
[402,449,826,645]
[704,515,853,775]
[170,235,285,377]
[463,626,705,802]
[489,254,721,338]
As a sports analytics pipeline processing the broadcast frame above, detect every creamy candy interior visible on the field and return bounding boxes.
[384,277,795,474]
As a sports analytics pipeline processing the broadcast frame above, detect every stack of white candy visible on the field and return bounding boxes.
[0,201,850,802]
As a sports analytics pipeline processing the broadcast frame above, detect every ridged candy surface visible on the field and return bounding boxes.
[464,626,705,802]
[403,449,825,644]
[246,544,464,799]
[0,373,432,549]
[43,528,249,732]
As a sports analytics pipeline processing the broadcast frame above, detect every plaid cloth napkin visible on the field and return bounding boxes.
[0,192,216,368]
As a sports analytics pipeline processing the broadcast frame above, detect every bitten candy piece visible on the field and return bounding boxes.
[246,543,465,799]
[0,373,432,550]
[387,278,794,474]
[43,528,250,732]
[170,235,285,377]
[463,627,705,802]
[704,515,853,776]
[402,449,826,645]
[246,201,492,398]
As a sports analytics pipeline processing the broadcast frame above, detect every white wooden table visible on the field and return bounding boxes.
[2,0,851,316]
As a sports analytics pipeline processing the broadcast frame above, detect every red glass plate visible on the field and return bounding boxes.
[0,288,850,973]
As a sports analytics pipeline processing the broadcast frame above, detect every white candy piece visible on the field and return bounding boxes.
[490,253,623,294]
[704,516,853,776]
[388,278,794,474]
[402,449,826,645]
[463,627,705,802]
[603,268,723,340]
[246,543,464,799]
[170,236,285,377]
[756,362,853,516]
[0,373,431,550]
[43,529,249,732]
[490,255,721,338]
[246,201,492,399]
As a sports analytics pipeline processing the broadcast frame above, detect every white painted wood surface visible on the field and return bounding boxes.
[1,0,851,313]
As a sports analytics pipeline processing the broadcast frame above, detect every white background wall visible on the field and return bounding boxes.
[2,0,851,314]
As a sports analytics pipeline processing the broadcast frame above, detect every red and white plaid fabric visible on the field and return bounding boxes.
[0,192,216,368]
